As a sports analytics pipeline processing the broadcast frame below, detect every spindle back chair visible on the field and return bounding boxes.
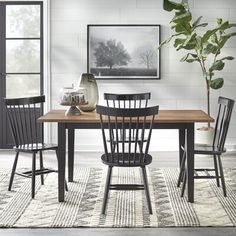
[96,104,159,214]
[178,96,235,197]
[104,92,151,109]
[4,95,67,198]
[5,96,44,150]
[104,93,151,144]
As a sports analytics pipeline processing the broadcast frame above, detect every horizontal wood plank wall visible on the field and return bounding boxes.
[50,0,236,151]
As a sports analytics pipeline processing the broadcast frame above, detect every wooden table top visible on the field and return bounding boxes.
[38,109,214,124]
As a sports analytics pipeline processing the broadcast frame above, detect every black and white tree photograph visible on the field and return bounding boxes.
[87,25,160,79]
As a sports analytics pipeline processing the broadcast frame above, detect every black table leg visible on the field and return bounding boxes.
[58,123,66,202]
[179,128,185,168]
[68,128,75,182]
[186,123,194,203]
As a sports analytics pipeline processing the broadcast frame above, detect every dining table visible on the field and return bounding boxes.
[38,109,214,203]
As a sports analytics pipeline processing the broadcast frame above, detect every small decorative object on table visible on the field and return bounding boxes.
[79,73,98,112]
[60,85,87,116]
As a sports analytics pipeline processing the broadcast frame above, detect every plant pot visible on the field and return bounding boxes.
[78,73,99,112]
[195,127,215,145]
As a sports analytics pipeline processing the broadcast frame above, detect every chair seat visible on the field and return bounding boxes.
[194,143,226,155]
[14,143,58,152]
[181,143,226,155]
[101,153,152,167]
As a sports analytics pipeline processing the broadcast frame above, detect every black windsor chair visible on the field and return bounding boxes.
[4,95,68,199]
[104,93,151,146]
[104,93,151,109]
[96,104,159,215]
[177,96,235,197]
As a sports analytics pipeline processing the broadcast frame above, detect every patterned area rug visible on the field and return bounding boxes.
[0,167,236,227]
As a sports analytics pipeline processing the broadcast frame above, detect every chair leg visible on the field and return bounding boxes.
[141,167,153,214]
[102,166,113,215]
[32,152,36,199]
[213,155,220,187]
[217,155,227,197]
[8,151,19,191]
[39,151,44,185]
[177,149,186,187]
[55,149,68,192]
[181,170,187,197]
[65,179,68,192]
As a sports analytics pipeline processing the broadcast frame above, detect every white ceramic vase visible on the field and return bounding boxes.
[195,127,215,145]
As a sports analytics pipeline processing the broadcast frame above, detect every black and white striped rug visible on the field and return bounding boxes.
[0,167,236,227]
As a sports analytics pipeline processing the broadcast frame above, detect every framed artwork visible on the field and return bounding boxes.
[87,24,161,80]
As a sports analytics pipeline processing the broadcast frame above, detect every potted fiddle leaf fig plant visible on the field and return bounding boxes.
[159,0,236,143]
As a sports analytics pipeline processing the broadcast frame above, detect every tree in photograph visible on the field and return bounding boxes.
[94,39,131,69]
[139,50,155,69]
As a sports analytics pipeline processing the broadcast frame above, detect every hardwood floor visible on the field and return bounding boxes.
[0,150,235,236]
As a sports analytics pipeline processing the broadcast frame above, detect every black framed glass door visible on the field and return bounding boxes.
[0,1,43,149]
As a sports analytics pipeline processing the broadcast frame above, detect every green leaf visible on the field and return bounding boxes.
[158,39,169,49]
[202,29,220,44]
[174,23,192,35]
[163,0,185,12]
[180,54,189,62]
[186,58,199,63]
[203,43,218,55]
[219,56,234,61]
[174,38,186,48]
[193,23,208,30]
[158,33,183,49]
[193,16,203,27]
[202,21,230,44]
[218,32,236,49]
[217,18,223,25]
[190,53,198,58]
[210,33,218,45]
[210,60,225,71]
[177,42,196,50]
[195,36,203,50]
[180,53,198,62]
[210,78,224,89]
[172,12,192,24]
[158,36,172,48]
[182,32,196,48]
[219,21,230,33]
[177,33,198,50]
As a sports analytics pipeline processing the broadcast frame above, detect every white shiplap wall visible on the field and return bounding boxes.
[50,0,236,151]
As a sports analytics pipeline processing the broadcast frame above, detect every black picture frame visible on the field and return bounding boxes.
[87,24,161,80]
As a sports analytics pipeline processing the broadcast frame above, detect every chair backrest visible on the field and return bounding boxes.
[96,105,159,166]
[104,93,151,108]
[4,96,45,147]
[213,96,235,150]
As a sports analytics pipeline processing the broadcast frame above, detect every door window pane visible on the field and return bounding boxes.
[6,40,40,73]
[6,75,40,98]
[6,5,40,38]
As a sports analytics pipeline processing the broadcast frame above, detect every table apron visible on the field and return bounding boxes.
[65,122,189,130]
